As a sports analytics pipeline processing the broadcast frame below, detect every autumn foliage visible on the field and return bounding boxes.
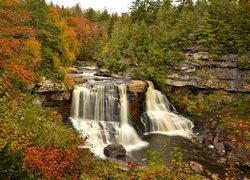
[23,147,79,179]
[0,0,38,86]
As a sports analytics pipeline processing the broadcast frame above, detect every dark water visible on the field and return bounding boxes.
[127,134,227,177]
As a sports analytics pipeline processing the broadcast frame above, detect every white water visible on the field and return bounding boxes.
[70,83,147,157]
[143,81,194,137]
[117,85,148,150]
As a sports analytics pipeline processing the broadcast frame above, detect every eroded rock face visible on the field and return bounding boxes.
[35,79,65,93]
[166,52,250,92]
[128,80,148,93]
[104,144,126,158]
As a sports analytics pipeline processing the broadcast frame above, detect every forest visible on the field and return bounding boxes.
[0,0,249,179]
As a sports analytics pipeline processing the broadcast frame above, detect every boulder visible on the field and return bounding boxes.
[190,161,204,174]
[94,76,111,81]
[104,144,126,158]
[66,67,81,74]
[72,76,87,84]
[214,142,225,154]
[95,68,112,77]
[128,80,148,93]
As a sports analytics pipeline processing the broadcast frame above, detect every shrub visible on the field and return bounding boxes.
[23,146,79,179]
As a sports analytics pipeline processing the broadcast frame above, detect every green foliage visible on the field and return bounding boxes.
[0,94,82,150]
[102,0,250,88]
[168,89,250,142]
[127,148,195,179]
[0,144,29,179]
[237,56,250,69]
[130,0,162,25]
[146,150,164,166]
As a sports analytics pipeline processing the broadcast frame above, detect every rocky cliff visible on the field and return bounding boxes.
[166,52,250,92]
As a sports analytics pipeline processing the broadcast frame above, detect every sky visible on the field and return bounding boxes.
[45,0,134,14]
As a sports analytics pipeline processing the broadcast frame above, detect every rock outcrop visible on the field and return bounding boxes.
[166,52,250,92]
[128,80,148,94]
[34,77,71,105]
[35,78,65,93]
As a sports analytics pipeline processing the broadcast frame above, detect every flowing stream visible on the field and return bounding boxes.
[141,81,194,137]
[69,67,194,157]
[70,82,147,157]
[66,67,237,177]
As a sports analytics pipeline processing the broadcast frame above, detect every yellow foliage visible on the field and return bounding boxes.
[52,54,60,68]
[21,38,42,69]
[64,74,75,91]
[0,123,32,151]
[56,20,80,65]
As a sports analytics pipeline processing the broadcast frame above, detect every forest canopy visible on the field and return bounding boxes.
[0,0,249,179]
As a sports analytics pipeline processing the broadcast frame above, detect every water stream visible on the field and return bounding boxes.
[69,67,228,176]
[141,81,194,137]
[70,81,148,157]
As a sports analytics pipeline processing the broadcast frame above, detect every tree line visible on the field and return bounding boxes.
[101,0,249,86]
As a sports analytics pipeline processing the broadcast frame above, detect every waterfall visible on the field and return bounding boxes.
[70,83,147,157]
[117,85,148,149]
[142,81,194,137]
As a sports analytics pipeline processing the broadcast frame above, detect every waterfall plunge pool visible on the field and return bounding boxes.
[128,134,227,177]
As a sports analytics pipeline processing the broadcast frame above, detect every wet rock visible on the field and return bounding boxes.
[223,140,236,150]
[65,74,87,84]
[104,144,126,158]
[111,73,123,79]
[207,133,214,143]
[67,67,81,74]
[227,149,250,167]
[213,133,220,146]
[190,161,204,173]
[128,80,148,93]
[214,142,225,154]
[196,135,204,143]
[94,76,111,81]
[95,68,112,77]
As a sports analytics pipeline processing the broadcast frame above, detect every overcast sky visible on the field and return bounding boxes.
[45,0,134,14]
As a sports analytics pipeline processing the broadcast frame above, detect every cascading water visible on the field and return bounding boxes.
[70,84,120,156]
[70,83,147,157]
[117,85,148,149]
[142,81,194,137]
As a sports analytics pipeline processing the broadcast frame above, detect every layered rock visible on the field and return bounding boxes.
[128,80,148,93]
[166,52,250,92]
[35,78,65,93]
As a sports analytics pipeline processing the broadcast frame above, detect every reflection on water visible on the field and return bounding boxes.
[129,134,227,177]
